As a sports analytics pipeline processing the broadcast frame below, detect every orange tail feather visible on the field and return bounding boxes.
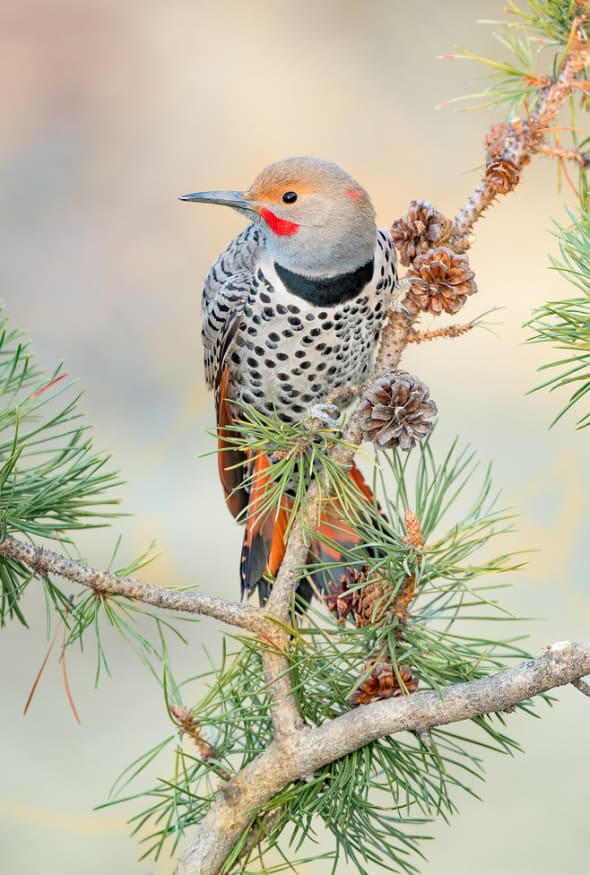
[240,457,380,606]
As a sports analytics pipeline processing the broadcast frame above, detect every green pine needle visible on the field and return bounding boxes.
[526,207,590,428]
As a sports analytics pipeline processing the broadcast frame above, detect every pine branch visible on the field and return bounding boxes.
[0,534,274,638]
[174,641,590,875]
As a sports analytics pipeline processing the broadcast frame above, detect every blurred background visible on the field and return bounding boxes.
[1,1,588,873]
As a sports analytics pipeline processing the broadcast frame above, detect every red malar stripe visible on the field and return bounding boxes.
[260,208,300,237]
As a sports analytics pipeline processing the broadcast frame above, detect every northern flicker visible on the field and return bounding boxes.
[181,156,399,603]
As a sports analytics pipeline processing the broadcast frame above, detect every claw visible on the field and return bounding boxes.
[305,403,342,429]
[396,276,428,294]
[391,299,413,321]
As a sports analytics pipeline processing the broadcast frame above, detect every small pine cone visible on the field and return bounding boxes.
[485,156,520,194]
[390,200,448,266]
[324,566,369,622]
[358,371,437,451]
[406,247,477,316]
[170,705,216,758]
[403,508,423,549]
[350,662,419,706]
[353,576,392,627]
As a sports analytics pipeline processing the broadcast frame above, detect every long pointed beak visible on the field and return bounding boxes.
[178,189,257,212]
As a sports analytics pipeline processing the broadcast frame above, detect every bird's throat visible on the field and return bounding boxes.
[274,258,375,306]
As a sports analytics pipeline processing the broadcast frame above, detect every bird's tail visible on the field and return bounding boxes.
[240,453,378,605]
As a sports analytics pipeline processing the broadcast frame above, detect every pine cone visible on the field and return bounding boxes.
[406,247,477,316]
[390,200,448,266]
[324,566,369,622]
[325,566,393,627]
[358,371,437,451]
[485,156,520,194]
[353,576,392,627]
[350,662,419,706]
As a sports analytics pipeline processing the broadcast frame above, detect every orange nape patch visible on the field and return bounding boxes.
[346,188,364,201]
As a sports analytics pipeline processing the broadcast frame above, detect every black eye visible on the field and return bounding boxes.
[282,191,298,204]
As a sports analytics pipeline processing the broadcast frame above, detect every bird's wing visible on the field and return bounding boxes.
[201,223,263,388]
[201,223,263,519]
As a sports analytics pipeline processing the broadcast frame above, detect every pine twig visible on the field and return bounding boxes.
[450,28,589,246]
[0,535,274,638]
[407,322,475,343]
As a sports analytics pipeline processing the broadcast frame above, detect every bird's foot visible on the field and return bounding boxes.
[304,403,342,429]
[390,298,413,322]
[325,383,361,407]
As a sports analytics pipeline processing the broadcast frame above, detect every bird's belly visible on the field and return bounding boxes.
[229,292,387,423]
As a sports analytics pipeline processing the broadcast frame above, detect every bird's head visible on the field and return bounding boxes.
[180,156,377,277]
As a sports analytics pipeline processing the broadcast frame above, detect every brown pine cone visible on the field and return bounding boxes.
[325,566,393,627]
[358,371,437,451]
[485,156,520,194]
[350,662,419,706]
[406,246,477,316]
[353,576,392,627]
[390,200,448,266]
[324,566,369,622]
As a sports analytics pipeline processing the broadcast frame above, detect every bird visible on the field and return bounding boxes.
[181,156,399,604]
